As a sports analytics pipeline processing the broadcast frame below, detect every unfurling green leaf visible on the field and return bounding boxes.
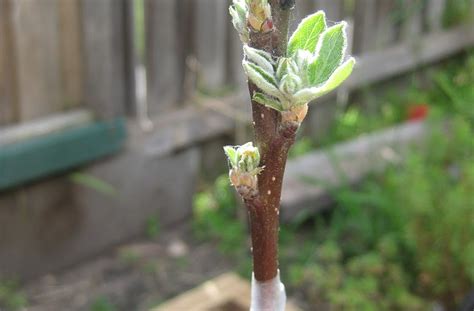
[243,61,281,97]
[308,22,347,85]
[276,58,299,81]
[253,92,284,111]
[224,142,261,172]
[287,11,327,57]
[237,142,260,172]
[229,0,250,42]
[224,146,238,167]
[243,45,275,74]
[294,57,355,103]
[279,73,302,95]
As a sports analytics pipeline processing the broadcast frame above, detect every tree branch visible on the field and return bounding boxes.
[246,1,296,282]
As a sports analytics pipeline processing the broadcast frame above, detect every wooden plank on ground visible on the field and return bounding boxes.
[11,0,62,121]
[195,0,228,92]
[82,0,127,119]
[58,0,84,110]
[0,0,17,125]
[152,272,301,311]
[145,0,181,115]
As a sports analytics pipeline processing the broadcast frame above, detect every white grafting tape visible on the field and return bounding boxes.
[250,270,286,311]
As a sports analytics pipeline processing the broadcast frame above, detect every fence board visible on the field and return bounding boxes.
[11,0,62,121]
[195,0,228,92]
[424,0,445,31]
[399,0,423,41]
[353,0,377,53]
[59,0,84,110]
[316,0,343,21]
[0,0,17,125]
[296,0,315,22]
[82,0,127,119]
[145,0,181,114]
[374,0,398,50]
[123,0,137,115]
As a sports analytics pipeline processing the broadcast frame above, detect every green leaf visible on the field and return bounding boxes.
[243,45,275,74]
[294,57,355,104]
[308,22,347,86]
[242,61,281,97]
[318,57,355,94]
[223,146,238,167]
[287,11,327,56]
[253,92,283,111]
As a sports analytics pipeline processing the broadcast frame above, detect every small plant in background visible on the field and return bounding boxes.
[90,296,117,311]
[145,215,160,239]
[226,0,354,309]
[0,280,27,311]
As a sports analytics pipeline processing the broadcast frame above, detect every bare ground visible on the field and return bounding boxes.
[22,225,234,311]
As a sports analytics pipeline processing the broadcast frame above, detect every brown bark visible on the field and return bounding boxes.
[245,0,296,282]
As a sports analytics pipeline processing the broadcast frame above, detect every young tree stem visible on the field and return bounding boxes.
[245,1,295,282]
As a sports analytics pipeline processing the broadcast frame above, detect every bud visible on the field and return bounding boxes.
[247,0,273,32]
[276,58,300,83]
[237,142,260,172]
[281,103,308,123]
[224,142,262,191]
[279,73,302,96]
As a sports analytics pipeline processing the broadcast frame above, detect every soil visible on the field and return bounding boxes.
[21,225,234,311]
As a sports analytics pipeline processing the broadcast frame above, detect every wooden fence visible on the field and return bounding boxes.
[0,0,473,166]
[0,0,473,279]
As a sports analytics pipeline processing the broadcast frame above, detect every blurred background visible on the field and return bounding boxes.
[0,0,473,310]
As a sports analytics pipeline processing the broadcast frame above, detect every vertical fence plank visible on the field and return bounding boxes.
[176,0,196,104]
[123,0,137,115]
[11,0,62,121]
[59,0,84,110]
[145,0,181,115]
[0,0,17,125]
[316,0,343,21]
[353,0,377,53]
[355,0,398,52]
[424,0,445,31]
[373,1,398,49]
[82,0,127,119]
[195,0,228,92]
[400,0,424,41]
[296,0,315,23]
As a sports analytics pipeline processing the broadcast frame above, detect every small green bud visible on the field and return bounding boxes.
[236,142,260,172]
[279,72,302,95]
[224,142,262,191]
